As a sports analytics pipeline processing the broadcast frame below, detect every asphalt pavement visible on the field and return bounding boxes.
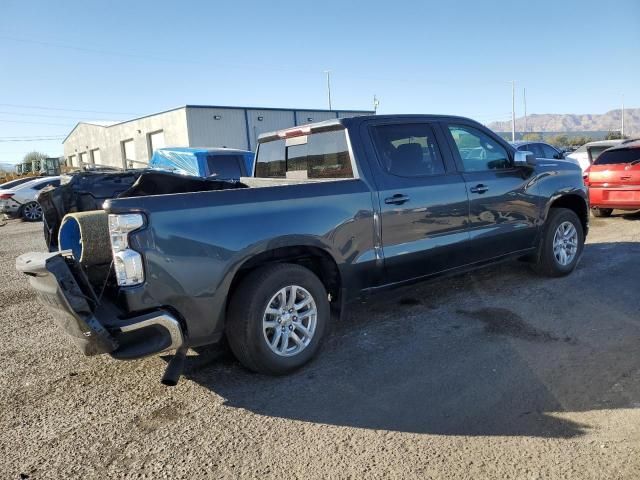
[1,213,639,479]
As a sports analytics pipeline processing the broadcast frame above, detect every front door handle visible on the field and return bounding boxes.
[384,194,410,205]
[470,184,489,194]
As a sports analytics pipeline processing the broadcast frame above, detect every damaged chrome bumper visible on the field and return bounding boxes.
[16,251,184,360]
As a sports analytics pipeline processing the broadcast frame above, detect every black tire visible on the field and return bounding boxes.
[531,207,584,277]
[226,263,330,375]
[591,207,613,218]
[21,201,43,222]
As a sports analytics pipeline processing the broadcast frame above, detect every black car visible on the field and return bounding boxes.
[18,115,588,384]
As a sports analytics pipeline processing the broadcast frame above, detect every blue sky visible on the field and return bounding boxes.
[1,0,638,164]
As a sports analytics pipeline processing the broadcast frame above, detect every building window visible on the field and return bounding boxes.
[147,130,165,159]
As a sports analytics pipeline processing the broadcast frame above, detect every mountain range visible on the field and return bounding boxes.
[488,108,639,136]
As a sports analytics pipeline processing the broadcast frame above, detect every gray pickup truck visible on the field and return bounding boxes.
[17,115,588,384]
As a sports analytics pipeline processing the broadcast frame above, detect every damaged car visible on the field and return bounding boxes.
[40,147,253,249]
[17,115,589,385]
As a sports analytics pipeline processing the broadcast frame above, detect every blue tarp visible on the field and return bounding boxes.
[149,147,254,179]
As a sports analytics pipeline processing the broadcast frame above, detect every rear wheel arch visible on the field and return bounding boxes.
[227,245,343,314]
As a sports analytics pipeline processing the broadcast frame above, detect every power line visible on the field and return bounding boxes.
[0,119,76,127]
[0,102,140,115]
[0,135,66,139]
[0,110,126,120]
[0,138,65,143]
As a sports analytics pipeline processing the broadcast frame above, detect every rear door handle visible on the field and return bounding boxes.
[469,184,489,194]
[384,194,410,205]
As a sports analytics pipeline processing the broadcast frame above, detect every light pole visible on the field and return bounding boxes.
[511,80,516,142]
[621,94,625,138]
[523,87,527,133]
[324,70,332,110]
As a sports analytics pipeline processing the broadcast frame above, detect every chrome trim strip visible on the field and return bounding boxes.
[120,312,184,352]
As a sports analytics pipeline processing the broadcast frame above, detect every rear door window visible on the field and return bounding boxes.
[206,154,244,178]
[593,148,640,165]
[524,143,545,158]
[541,144,560,159]
[370,123,445,177]
[33,179,60,190]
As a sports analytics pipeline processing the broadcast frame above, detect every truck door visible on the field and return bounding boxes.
[444,122,539,260]
[367,121,471,283]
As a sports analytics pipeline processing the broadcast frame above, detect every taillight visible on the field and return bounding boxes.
[108,213,145,286]
[583,167,591,187]
[0,193,13,200]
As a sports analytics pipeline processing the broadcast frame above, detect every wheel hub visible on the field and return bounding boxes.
[263,285,317,357]
[552,221,578,266]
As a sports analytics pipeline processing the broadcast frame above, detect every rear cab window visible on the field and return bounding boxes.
[255,129,354,180]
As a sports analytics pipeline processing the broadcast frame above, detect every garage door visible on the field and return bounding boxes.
[122,139,136,168]
[79,152,89,166]
[149,130,165,156]
[91,149,101,166]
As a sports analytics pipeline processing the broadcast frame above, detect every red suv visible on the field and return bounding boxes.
[584,139,640,217]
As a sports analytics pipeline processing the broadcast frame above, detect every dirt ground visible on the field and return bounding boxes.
[1,212,639,479]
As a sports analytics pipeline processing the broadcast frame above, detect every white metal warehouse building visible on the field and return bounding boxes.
[63,105,374,170]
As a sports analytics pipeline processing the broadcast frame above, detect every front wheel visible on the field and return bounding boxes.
[531,208,584,277]
[21,201,43,222]
[226,263,329,375]
[591,207,613,218]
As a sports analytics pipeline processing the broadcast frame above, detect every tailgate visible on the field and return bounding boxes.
[16,251,118,355]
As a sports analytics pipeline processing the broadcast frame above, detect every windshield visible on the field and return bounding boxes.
[594,148,640,165]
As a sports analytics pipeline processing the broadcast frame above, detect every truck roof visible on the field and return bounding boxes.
[257,114,480,143]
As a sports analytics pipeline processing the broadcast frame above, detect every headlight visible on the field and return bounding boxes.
[108,213,144,286]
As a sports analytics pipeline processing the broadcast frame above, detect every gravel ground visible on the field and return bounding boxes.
[1,213,639,479]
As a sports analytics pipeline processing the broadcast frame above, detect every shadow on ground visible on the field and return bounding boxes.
[172,241,640,439]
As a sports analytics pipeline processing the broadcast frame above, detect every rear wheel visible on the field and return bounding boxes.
[21,201,43,222]
[226,263,329,375]
[532,208,584,277]
[591,207,613,218]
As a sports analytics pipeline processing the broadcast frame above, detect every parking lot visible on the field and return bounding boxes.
[0,213,639,479]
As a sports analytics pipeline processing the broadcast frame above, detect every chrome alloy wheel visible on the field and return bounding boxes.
[263,285,317,357]
[552,221,578,266]
[23,202,43,221]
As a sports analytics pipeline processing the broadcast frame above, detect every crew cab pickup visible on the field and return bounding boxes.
[17,115,589,383]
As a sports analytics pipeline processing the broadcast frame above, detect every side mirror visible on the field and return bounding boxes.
[514,150,535,167]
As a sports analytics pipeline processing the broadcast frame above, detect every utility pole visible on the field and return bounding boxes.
[621,94,625,138]
[523,87,527,133]
[373,94,380,113]
[511,80,516,142]
[324,70,332,110]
